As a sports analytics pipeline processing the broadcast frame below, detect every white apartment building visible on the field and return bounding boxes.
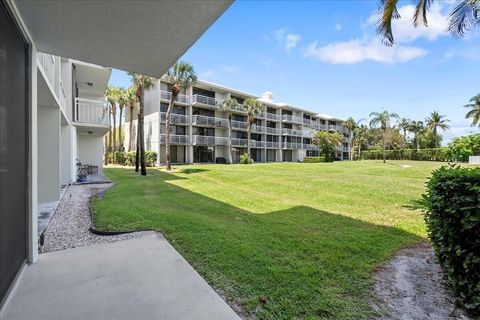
[125,80,351,164]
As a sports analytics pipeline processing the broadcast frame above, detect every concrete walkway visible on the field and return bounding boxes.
[2,234,240,320]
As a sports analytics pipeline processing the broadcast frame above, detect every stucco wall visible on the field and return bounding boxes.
[77,134,104,174]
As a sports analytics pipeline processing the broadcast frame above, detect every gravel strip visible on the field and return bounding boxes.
[42,183,154,253]
[373,243,472,319]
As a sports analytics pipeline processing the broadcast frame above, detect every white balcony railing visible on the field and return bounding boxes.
[282,128,303,136]
[192,94,218,107]
[160,134,190,145]
[265,112,281,121]
[252,124,266,133]
[37,52,55,89]
[303,144,318,150]
[74,98,110,126]
[266,141,281,149]
[266,127,281,135]
[281,114,303,123]
[191,135,229,146]
[160,90,190,104]
[192,115,228,127]
[232,120,248,130]
[160,112,190,125]
[59,80,67,110]
[282,142,302,149]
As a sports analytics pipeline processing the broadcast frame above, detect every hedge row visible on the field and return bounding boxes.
[303,156,332,163]
[424,165,480,314]
[106,151,157,167]
[358,148,452,162]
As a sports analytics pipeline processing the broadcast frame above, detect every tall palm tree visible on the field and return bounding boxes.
[409,120,424,151]
[218,97,239,164]
[128,73,156,175]
[117,87,127,151]
[376,0,479,46]
[243,98,264,163]
[397,117,411,139]
[354,124,369,161]
[344,117,365,161]
[126,87,137,152]
[465,93,480,127]
[369,110,399,163]
[105,86,117,162]
[425,111,450,147]
[164,61,197,171]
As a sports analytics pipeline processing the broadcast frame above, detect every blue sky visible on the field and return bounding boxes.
[109,0,480,144]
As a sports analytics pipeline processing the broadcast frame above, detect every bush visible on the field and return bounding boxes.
[448,134,480,162]
[358,148,452,161]
[424,165,480,314]
[240,153,254,164]
[303,157,329,163]
[145,151,157,166]
[125,151,136,166]
[113,151,126,165]
[106,151,157,167]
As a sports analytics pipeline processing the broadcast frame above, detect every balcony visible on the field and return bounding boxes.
[282,114,303,123]
[192,94,218,107]
[251,124,266,133]
[231,138,263,148]
[266,127,281,135]
[328,124,344,132]
[37,52,55,90]
[282,142,302,149]
[265,112,281,121]
[231,120,248,130]
[59,80,67,110]
[160,90,190,104]
[192,115,228,127]
[266,141,281,149]
[303,144,318,150]
[74,98,110,127]
[282,128,303,136]
[160,134,190,145]
[160,112,190,125]
[191,135,229,146]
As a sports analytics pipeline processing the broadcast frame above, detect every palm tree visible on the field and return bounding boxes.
[376,0,479,46]
[117,87,127,151]
[105,86,117,162]
[369,110,399,163]
[397,117,411,139]
[128,73,156,175]
[354,124,369,160]
[344,117,365,161]
[425,111,450,147]
[126,87,137,152]
[312,130,343,162]
[243,98,264,163]
[465,93,480,127]
[164,61,197,171]
[409,120,424,151]
[218,97,239,164]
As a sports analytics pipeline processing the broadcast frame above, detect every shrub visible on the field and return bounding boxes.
[303,157,329,163]
[145,151,157,166]
[112,151,156,167]
[125,152,136,166]
[358,148,452,161]
[240,153,254,164]
[113,151,126,165]
[424,165,480,314]
[448,134,480,162]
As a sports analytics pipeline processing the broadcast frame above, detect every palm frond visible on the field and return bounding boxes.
[447,0,480,38]
[376,0,401,46]
[414,0,433,27]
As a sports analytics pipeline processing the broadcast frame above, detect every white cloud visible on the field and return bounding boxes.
[275,29,301,52]
[367,3,449,43]
[334,23,342,31]
[304,39,428,64]
[222,65,240,73]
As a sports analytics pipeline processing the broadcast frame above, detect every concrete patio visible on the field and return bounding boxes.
[1,234,240,320]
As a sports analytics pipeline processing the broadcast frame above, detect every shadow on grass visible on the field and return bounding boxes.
[97,167,422,319]
[403,197,428,211]
[178,168,210,174]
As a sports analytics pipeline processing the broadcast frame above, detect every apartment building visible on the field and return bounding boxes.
[125,80,351,164]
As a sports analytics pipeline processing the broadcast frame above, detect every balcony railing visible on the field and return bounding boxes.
[192,115,228,127]
[191,135,229,146]
[252,124,266,133]
[265,112,281,121]
[303,144,318,150]
[232,120,248,130]
[160,90,190,104]
[74,98,110,126]
[266,141,281,149]
[231,138,263,148]
[282,142,302,149]
[160,134,190,145]
[160,112,190,125]
[37,52,55,90]
[192,94,218,107]
[281,114,303,123]
[59,80,67,110]
[282,128,303,136]
[266,127,281,135]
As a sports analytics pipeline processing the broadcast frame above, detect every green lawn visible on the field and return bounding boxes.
[94,160,444,319]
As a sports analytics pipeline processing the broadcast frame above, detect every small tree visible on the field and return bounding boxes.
[243,98,264,163]
[464,94,480,128]
[312,130,343,162]
[369,110,399,163]
[354,124,368,160]
[218,97,239,164]
[426,111,450,148]
[344,117,365,161]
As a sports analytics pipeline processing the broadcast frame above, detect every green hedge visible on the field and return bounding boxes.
[303,157,330,163]
[358,148,451,161]
[106,151,157,167]
[424,165,480,314]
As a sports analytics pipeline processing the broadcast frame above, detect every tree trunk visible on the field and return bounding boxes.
[227,114,233,164]
[416,133,420,152]
[112,106,117,152]
[165,93,175,171]
[128,106,134,152]
[104,135,108,165]
[358,143,362,161]
[135,121,140,172]
[139,85,147,176]
[382,129,386,163]
[119,107,123,151]
[108,109,112,164]
[247,123,252,163]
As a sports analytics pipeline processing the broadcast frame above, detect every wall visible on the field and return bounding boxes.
[77,134,104,174]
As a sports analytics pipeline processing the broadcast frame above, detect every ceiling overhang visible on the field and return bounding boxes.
[13,0,232,77]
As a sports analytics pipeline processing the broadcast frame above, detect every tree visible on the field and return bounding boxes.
[218,97,239,164]
[126,87,137,152]
[409,120,424,151]
[397,117,411,139]
[312,130,343,162]
[344,117,365,160]
[128,73,156,176]
[243,98,264,163]
[426,111,450,147]
[376,0,479,46]
[164,61,197,171]
[117,87,127,151]
[369,110,399,163]
[354,124,369,160]
[465,93,480,127]
[105,86,117,162]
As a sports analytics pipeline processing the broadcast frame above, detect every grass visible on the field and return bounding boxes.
[93,160,445,319]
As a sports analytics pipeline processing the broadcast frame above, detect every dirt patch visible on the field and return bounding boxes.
[373,242,474,319]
